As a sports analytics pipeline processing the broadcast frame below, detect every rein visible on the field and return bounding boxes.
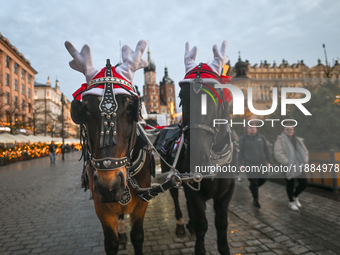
[78,60,233,203]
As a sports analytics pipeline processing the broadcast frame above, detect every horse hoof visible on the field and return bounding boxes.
[118,233,127,245]
[186,223,195,235]
[175,224,186,237]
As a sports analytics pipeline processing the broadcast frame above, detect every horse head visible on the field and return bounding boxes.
[65,40,148,203]
[179,41,232,172]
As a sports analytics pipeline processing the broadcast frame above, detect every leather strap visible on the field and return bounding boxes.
[91,156,129,171]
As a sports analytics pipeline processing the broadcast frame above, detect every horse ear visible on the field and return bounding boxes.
[71,100,86,124]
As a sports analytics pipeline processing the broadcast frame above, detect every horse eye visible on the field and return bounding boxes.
[126,103,134,112]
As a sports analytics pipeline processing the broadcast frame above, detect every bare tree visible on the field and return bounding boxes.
[48,112,60,137]
[31,103,45,135]
[3,98,20,134]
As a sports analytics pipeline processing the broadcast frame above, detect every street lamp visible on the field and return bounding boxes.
[322,44,328,67]
[44,87,47,136]
[61,93,65,160]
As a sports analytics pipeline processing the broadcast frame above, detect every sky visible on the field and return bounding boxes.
[1,0,339,107]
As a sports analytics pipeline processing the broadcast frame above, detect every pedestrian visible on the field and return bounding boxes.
[274,127,309,211]
[61,143,66,160]
[238,126,272,208]
[49,141,56,164]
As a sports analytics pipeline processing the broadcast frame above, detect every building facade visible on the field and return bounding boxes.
[34,78,78,138]
[142,50,176,124]
[0,32,37,134]
[228,54,340,117]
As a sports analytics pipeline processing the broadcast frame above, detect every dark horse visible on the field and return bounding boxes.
[158,41,236,254]
[65,40,153,255]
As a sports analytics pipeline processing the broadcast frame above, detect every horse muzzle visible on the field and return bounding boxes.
[93,169,126,203]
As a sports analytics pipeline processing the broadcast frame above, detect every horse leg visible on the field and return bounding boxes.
[184,188,208,255]
[214,181,235,255]
[118,214,127,249]
[130,201,148,255]
[94,201,119,255]
[169,188,185,236]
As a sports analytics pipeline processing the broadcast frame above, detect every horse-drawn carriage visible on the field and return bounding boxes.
[66,39,237,255]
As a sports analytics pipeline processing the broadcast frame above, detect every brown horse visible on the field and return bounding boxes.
[65,40,152,255]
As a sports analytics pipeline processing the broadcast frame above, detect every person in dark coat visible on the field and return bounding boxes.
[238,126,272,208]
[61,143,66,160]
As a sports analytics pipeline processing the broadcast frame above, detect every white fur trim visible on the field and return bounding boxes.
[81,87,137,101]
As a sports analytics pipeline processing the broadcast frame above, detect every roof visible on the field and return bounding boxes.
[0,32,37,74]
[144,50,156,73]
[160,67,174,86]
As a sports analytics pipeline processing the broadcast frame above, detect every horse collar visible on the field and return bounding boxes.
[99,59,118,148]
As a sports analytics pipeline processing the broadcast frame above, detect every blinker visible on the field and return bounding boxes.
[71,99,86,124]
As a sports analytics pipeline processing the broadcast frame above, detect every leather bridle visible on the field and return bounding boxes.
[180,63,234,166]
[80,60,140,173]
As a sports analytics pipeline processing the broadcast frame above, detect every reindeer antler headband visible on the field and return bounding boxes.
[179,40,233,103]
[180,40,229,85]
[66,40,148,147]
[65,40,148,101]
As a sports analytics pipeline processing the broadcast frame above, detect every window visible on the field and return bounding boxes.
[169,97,173,102]
[5,92,10,104]
[6,74,10,86]
[21,69,25,79]
[169,88,172,93]
[14,79,18,91]
[28,74,31,83]
[22,100,25,110]
[21,84,25,95]
[28,88,31,98]
[22,116,25,126]
[14,96,18,108]
[14,63,18,74]
[5,56,10,67]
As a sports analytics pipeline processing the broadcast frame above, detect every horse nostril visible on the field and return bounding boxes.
[93,173,98,181]
[118,171,125,183]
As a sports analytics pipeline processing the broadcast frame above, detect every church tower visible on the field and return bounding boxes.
[159,67,176,117]
[143,50,160,113]
[235,52,248,77]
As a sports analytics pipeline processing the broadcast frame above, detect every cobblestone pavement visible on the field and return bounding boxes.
[0,152,339,255]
